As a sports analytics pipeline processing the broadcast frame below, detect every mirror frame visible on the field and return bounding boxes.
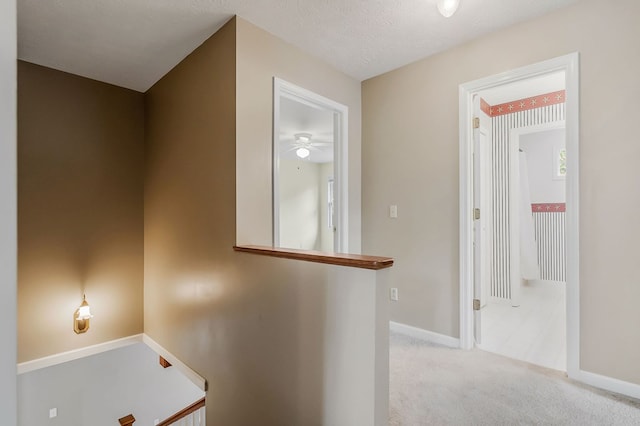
[272,77,349,253]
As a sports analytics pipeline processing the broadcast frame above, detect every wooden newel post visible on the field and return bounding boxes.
[118,414,135,425]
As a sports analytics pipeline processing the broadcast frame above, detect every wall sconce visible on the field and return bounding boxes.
[74,294,93,334]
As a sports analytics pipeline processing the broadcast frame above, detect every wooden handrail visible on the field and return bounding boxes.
[233,245,394,270]
[157,397,205,426]
[118,414,135,425]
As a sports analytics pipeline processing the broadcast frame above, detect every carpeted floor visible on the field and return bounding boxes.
[390,332,640,425]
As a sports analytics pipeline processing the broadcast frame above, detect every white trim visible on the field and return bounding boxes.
[458,82,474,350]
[142,334,207,392]
[459,54,580,381]
[390,321,460,348]
[17,334,143,375]
[574,369,640,401]
[272,77,349,252]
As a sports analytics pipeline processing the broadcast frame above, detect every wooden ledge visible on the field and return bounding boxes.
[233,245,394,270]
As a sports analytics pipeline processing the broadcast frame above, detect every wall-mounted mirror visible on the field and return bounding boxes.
[273,78,348,252]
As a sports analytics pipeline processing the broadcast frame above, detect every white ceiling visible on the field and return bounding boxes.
[279,97,334,164]
[18,0,582,92]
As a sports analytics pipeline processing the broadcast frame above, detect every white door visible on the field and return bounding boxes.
[473,95,492,345]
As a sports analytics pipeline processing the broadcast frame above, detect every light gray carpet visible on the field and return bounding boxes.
[390,332,640,425]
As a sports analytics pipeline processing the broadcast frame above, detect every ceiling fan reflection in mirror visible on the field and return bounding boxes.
[284,132,333,160]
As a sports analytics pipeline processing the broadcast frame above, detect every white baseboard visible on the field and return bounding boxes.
[142,334,207,392]
[17,334,143,375]
[574,369,640,401]
[390,321,460,348]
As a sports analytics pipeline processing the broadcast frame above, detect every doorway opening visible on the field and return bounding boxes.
[459,53,580,378]
[482,114,567,371]
[272,78,349,253]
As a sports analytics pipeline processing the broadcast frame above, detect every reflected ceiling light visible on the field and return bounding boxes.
[437,0,460,17]
[296,147,310,159]
[74,294,93,334]
[294,133,312,159]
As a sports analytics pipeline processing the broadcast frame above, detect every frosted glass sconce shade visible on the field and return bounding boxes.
[74,295,93,334]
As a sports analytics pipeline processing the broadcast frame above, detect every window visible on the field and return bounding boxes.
[554,146,566,180]
[327,178,334,229]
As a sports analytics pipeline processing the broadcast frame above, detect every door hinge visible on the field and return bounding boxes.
[473,299,481,311]
[474,208,480,220]
[473,117,480,129]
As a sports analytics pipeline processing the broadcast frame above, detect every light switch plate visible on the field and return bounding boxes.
[389,205,398,218]
[49,408,57,418]
[390,287,399,301]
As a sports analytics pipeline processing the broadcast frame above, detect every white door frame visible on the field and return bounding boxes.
[273,77,349,252]
[458,53,580,379]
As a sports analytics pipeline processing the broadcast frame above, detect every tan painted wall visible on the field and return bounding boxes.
[143,18,238,422]
[145,17,389,424]
[279,158,322,250]
[0,0,17,419]
[18,62,145,362]
[236,18,362,253]
[362,0,640,385]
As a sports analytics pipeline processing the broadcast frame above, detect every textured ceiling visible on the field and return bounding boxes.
[18,0,582,92]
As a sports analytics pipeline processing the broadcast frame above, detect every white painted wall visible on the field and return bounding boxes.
[18,343,204,426]
[279,158,322,250]
[520,128,566,203]
[279,159,335,252]
[0,0,17,423]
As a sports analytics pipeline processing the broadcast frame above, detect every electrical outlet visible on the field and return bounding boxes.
[49,408,57,418]
[389,205,398,218]
[390,287,399,301]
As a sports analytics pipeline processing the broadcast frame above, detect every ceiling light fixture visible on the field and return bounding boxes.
[437,0,460,17]
[294,133,313,159]
[296,147,310,159]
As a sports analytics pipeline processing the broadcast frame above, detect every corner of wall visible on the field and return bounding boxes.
[0,0,17,420]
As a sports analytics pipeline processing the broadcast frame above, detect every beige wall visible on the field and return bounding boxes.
[236,18,362,253]
[279,158,322,250]
[144,18,238,422]
[1,0,17,419]
[145,17,389,424]
[278,159,335,252]
[18,62,145,362]
[362,0,640,385]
